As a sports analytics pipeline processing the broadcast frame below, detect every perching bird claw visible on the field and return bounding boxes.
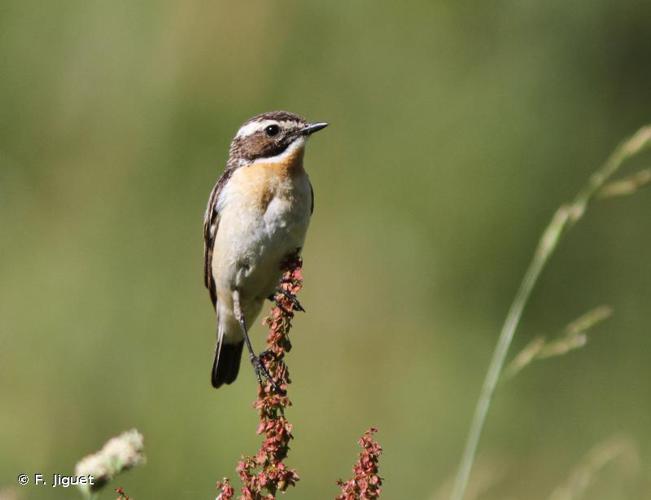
[250,353,284,394]
[269,288,306,313]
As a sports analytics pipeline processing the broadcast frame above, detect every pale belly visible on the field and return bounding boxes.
[233,195,309,299]
[211,165,312,337]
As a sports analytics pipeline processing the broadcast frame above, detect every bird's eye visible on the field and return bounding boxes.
[265,124,280,137]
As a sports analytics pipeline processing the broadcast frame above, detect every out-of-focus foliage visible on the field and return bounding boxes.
[1,2,650,499]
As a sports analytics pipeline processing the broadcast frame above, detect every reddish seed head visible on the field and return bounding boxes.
[217,256,303,499]
[336,428,383,500]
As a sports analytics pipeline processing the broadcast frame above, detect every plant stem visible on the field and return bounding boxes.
[449,126,651,500]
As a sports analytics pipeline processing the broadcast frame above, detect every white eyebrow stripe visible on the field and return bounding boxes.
[235,119,302,138]
[236,120,276,138]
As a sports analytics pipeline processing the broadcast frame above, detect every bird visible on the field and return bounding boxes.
[203,111,327,389]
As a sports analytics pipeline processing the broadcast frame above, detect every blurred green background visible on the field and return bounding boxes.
[1,1,651,499]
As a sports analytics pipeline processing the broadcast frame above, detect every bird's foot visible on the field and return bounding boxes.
[268,288,305,312]
[249,353,284,394]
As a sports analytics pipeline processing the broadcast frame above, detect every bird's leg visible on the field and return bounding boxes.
[233,290,281,392]
[267,287,305,312]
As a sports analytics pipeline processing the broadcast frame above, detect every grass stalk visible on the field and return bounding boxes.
[449,126,651,500]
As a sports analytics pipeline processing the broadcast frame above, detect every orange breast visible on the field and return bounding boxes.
[236,146,306,211]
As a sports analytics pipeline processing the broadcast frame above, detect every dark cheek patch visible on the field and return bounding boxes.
[244,133,289,161]
[228,128,297,166]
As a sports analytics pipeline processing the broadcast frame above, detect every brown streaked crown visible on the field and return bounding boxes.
[227,111,309,167]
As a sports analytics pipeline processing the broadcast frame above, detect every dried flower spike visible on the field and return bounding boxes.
[336,428,383,500]
[216,478,235,500]
[217,255,302,499]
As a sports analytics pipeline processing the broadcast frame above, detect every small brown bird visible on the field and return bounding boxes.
[203,111,327,389]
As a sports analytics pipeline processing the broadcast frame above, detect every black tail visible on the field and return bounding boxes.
[211,340,244,389]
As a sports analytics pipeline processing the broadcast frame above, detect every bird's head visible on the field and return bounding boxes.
[228,111,327,168]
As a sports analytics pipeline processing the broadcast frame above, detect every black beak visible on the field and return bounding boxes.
[302,122,328,136]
